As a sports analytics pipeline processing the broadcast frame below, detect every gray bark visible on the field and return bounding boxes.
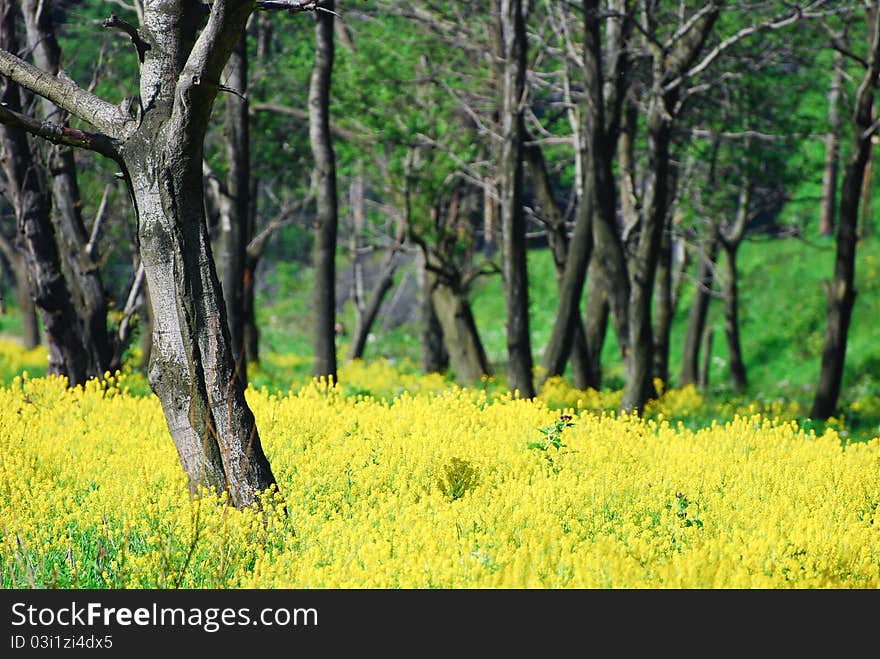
[679,238,718,387]
[310,0,338,381]
[819,50,843,237]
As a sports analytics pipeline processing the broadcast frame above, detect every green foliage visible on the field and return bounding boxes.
[435,457,479,502]
[528,414,575,474]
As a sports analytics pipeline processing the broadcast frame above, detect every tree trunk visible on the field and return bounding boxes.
[417,252,448,374]
[22,0,113,379]
[698,324,713,390]
[523,139,590,384]
[622,98,672,411]
[652,175,678,388]
[819,50,843,237]
[0,0,279,509]
[430,271,491,386]
[498,0,534,398]
[310,0,338,381]
[583,263,609,390]
[679,238,718,387]
[215,34,250,383]
[720,241,747,391]
[0,1,89,383]
[811,6,880,420]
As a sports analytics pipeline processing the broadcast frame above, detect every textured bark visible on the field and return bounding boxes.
[811,5,880,420]
[309,0,338,381]
[583,263,609,390]
[497,0,534,398]
[819,51,843,237]
[0,0,88,384]
[679,239,718,387]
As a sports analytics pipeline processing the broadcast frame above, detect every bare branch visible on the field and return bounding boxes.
[102,13,150,63]
[86,183,113,261]
[0,48,130,137]
[0,102,120,160]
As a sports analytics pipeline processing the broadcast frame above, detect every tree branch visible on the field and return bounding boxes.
[0,102,120,161]
[102,13,150,63]
[0,48,130,137]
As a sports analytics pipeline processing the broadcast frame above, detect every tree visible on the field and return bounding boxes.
[0,0,299,509]
[811,1,880,420]
[497,0,535,398]
[310,0,339,382]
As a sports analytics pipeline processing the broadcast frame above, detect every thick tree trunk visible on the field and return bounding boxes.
[310,0,338,381]
[811,6,880,419]
[498,0,534,398]
[417,252,448,374]
[430,272,491,386]
[216,34,250,382]
[679,238,718,387]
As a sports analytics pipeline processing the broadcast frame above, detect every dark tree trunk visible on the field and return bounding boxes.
[523,139,590,385]
[652,172,678,388]
[16,267,39,349]
[0,0,89,384]
[583,263,609,390]
[498,0,534,398]
[417,252,448,374]
[429,269,491,386]
[720,241,747,391]
[215,34,250,383]
[811,6,880,420]
[679,238,718,387]
[698,324,713,390]
[310,0,338,381]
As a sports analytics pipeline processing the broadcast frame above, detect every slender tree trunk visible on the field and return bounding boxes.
[498,0,534,398]
[14,262,39,349]
[720,241,747,391]
[698,324,713,390]
[819,50,843,237]
[652,172,678,387]
[583,263,609,390]
[216,34,250,382]
[523,140,590,384]
[811,6,880,420]
[310,0,338,381]
[679,238,718,387]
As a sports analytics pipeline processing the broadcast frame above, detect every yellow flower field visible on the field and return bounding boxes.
[1,367,878,589]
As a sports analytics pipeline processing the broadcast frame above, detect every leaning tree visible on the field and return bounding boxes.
[0,0,324,509]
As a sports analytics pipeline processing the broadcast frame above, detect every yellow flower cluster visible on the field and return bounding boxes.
[1,369,878,589]
[0,339,48,381]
